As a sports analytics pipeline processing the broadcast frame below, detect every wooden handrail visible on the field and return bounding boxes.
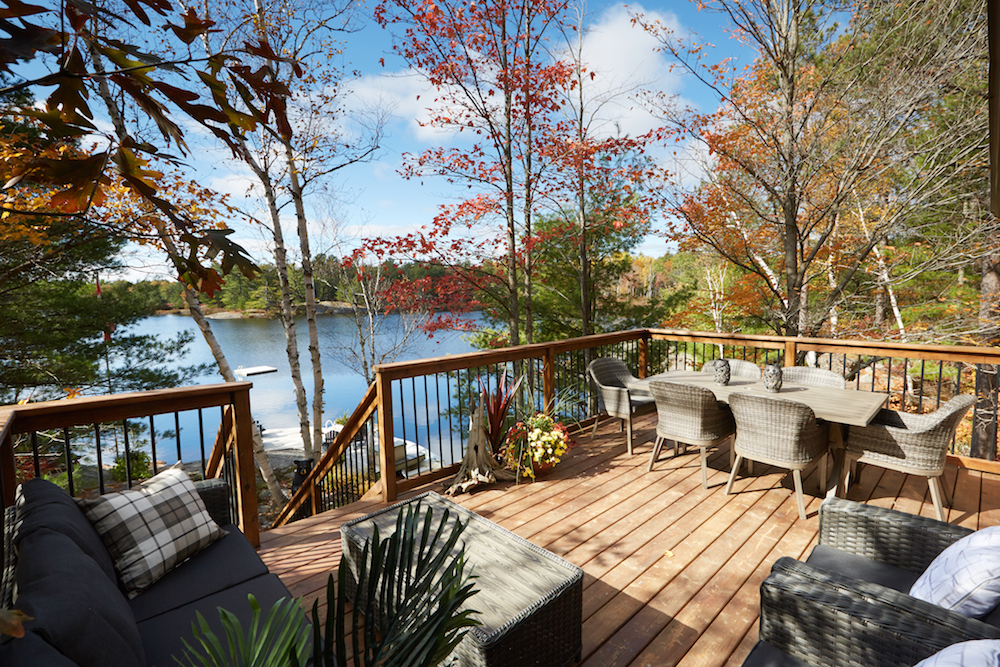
[373,329,651,381]
[271,381,379,527]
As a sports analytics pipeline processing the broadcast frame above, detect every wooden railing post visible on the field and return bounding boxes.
[376,370,397,502]
[231,387,260,547]
[784,339,797,367]
[543,347,556,413]
[638,335,650,378]
[1,413,15,509]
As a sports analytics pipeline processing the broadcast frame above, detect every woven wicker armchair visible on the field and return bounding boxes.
[726,393,828,520]
[844,394,974,521]
[588,358,654,455]
[646,380,736,488]
[742,563,1000,667]
[740,497,1000,666]
[702,358,762,380]
[781,366,845,389]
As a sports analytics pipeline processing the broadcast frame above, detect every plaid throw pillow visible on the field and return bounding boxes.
[76,466,227,599]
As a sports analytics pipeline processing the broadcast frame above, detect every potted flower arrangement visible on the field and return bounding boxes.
[502,413,574,480]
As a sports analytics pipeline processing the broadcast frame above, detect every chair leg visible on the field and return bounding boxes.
[940,472,954,508]
[700,446,709,489]
[625,415,634,456]
[725,455,742,495]
[591,413,600,437]
[648,437,665,472]
[792,469,807,521]
[928,476,947,522]
[728,435,735,472]
[818,453,828,495]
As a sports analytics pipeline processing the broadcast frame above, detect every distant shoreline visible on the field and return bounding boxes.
[156,301,359,319]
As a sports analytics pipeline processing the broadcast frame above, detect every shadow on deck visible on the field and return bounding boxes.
[257,409,1000,667]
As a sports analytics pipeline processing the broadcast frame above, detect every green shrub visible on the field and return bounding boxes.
[111,450,152,482]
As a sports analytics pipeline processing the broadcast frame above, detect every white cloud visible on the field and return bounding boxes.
[570,3,686,138]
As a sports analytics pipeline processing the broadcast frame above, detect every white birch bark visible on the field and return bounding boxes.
[86,37,288,509]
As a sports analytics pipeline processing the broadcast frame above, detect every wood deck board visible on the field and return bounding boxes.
[257,410,1000,667]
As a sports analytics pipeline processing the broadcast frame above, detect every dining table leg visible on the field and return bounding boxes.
[827,424,847,500]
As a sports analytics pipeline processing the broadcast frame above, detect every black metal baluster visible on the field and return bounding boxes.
[423,374,432,472]
[936,362,944,408]
[446,371,456,465]
[198,409,206,479]
[95,424,105,494]
[150,415,158,474]
[918,360,926,412]
[901,359,908,412]
[175,412,182,463]
[122,419,132,488]
[63,427,74,497]
[31,431,40,479]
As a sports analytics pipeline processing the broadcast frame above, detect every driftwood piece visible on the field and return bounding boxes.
[445,402,514,495]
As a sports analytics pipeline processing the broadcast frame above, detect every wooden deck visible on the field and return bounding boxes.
[258,410,1000,667]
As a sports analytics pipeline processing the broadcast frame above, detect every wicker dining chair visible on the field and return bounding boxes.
[781,366,846,389]
[726,392,829,520]
[588,358,654,455]
[702,358,762,380]
[844,394,974,521]
[647,380,736,489]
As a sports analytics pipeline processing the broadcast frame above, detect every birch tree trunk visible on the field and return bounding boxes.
[282,142,325,461]
[87,37,288,509]
[179,284,288,508]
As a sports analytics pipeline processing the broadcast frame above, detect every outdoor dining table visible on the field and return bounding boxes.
[638,370,889,497]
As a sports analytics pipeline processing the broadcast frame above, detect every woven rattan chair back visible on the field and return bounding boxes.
[726,392,829,519]
[781,366,846,389]
[588,358,653,456]
[646,380,735,488]
[702,358,762,380]
[844,394,974,521]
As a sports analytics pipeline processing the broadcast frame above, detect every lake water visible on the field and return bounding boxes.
[132,313,483,461]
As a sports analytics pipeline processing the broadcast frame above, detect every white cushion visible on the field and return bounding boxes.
[76,466,226,598]
[910,525,1000,618]
[912,640,1000,667]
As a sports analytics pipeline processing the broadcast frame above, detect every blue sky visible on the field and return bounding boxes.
[126,0,754,280]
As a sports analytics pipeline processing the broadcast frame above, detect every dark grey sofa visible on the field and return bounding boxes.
[0,478,298,667]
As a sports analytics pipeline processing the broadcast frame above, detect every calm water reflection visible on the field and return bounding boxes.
[132,313,481,461]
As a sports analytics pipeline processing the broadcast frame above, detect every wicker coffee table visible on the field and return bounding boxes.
[340,492,583,667]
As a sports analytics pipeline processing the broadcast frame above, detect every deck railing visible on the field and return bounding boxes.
[0,382,260,546]
[3,330,998,536]
[274,328,1000,527]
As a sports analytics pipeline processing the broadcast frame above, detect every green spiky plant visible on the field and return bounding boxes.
[174,500,480,667]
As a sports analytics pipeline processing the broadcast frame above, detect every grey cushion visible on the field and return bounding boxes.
[129,524,268,623]
[15,527,145,667]
[740,641,812,667]
[77,466,227,599]
[0,630,78,666]
[16,479,116,581]
[806,544,921,592]
[137,573,303,667]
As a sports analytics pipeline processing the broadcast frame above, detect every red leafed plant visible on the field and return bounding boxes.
[479,374,523,455]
